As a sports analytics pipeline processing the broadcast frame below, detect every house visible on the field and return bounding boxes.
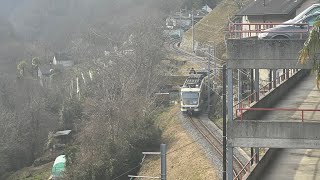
[38,64,52,87]
[53,53,74,68]
[202,4,212,13]
[53,130,72,150]
[234,0,319,37]
[235,0,319,23]
[166,16,177,29]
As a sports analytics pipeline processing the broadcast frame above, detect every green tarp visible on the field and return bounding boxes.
[52,155,66,178]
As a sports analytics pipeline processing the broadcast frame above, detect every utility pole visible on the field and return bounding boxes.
[128,144,166,180]
[161,144,167,180]
[250,69,254,165]
[192,10,194,53]
[254,69,260,163]
[238,69,242,106]
[208,46,211,114]
[213,43,217,83]
[227,68,233,180]
[222,65,227,180]
[213,43,216,115]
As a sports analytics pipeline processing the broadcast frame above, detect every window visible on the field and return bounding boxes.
[306,7,320,16]
[301,15,320,26]
[182,92,199,105]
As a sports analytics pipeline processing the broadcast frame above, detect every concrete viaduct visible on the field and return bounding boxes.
[226,39,320,179]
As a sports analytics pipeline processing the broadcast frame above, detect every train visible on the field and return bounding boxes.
[180,70,208,114]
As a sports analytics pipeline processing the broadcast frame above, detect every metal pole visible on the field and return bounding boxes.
[273,69,277,88]
[208,46,211,113]
[192,10,194,53]
[179,9,182,42]
[223,65,227,180]
[250,69,254,103]
[161,144,166,180]
[213,44,216,115]
[250,68,254,164]
[214,43,217,84]
[227,68,233,180]
[238,69,242,105]
[254,69,260,163]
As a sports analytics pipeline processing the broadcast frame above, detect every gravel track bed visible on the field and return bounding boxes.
[179,112,251,180]
[199,114,250,164]
[179,113,223,180]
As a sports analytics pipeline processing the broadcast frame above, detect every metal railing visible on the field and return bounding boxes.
[233,69,299,116]
[236,107,320,122]
[229,22,310,39]
[233,153,257,180]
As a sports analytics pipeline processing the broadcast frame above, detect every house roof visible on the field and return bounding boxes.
[54,53,72,61]
[54,130,72,137]
[236,0,305,16]
[39,65,52,75]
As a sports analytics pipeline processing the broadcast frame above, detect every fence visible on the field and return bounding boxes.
[229,23,310,39]
[233,69,299,117]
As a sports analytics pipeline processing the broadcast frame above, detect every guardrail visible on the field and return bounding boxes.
[236,107,320,122]
[229,23,310,39]
[233,153,257,180]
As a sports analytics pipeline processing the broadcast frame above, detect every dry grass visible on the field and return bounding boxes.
[4,162,53,180]
[177,61,204,75]
[138,105,218,180]
[181,0,240,51]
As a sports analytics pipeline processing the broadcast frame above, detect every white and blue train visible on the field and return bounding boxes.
[180,71,208,114]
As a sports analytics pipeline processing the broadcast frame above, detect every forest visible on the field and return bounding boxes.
[0,0,187,179]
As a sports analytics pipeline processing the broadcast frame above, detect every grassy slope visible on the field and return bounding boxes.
[4,162,53,180]
[138,106,218,179]
[180,0,241,52]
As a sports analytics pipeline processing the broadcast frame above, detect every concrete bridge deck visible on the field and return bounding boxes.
[258,74,320,180]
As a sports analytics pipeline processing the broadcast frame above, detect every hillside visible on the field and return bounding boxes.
[138,1,250,178]
[0,17,24,76]
[180,0,246,56]
[138,106,218,179]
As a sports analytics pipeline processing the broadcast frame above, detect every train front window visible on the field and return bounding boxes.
[182,92,199,105]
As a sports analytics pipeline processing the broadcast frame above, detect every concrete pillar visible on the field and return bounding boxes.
[269,69,272,90]
[251,69,254,103]
[273,69,277,88]
[238,70,242,105]
[254,69,260,163]
[254,69,259,101]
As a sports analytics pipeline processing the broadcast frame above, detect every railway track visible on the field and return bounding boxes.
[165,38,225,88]
[168,38,249,179]
[166,38,207,62]
[187,115,247,180]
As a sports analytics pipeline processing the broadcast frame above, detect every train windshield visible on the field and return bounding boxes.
[182,92,199,105]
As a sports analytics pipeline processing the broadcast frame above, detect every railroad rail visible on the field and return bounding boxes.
[187,115,247,179]
[167,38,206,61]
